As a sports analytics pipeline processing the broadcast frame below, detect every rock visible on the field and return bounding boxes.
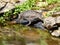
[0,1,7,11]
[43,17,56,29]
[0,0,27,13]
[50,26,60,37]
[19,0,27,5]
[51,29,60,37]
[56,16,60,24]
[43,16,60,29]
[0,3,15,12]
[36,2,48,7]
[43,16,60,37]
[52,11,60,17]
[0,0,20,3]
[33,22,46,30]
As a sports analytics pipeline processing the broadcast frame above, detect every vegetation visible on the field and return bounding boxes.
[46,0,60,4]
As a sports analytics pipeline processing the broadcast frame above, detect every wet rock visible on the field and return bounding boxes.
[43,17,56,29]
[51,27,60,37]
[0,0,26,13]
[43,16,60,37]
[43,16,60,29]
[51,30,60,37]
[33,22,46,30]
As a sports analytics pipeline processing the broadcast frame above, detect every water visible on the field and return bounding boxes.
[0,24,60,45]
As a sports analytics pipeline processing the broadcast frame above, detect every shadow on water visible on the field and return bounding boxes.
[0,24,60,45]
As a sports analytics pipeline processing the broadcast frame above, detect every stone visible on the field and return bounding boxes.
[51,27,60,37]
[43,16,60,37]
[0,1,7,11]
[33,22,46,30]
[51,30,60,37]
[43,17,56,29]
[0,0,27,13]
[56,16,60,24]
[0,3,15,12]
[52,11,60,17]
[19,0,27,5]
[36,2,48,7]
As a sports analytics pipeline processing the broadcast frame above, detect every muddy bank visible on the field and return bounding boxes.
[0,24,60,45]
